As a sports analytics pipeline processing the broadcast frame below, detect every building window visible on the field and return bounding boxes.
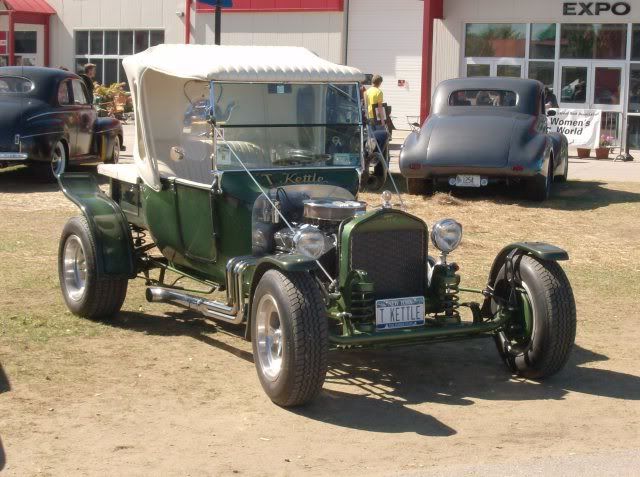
[465,24,526,58]
[530,24,556,60]
[560,24,627,60]
[74,29,165,87]
[14,31,37,54]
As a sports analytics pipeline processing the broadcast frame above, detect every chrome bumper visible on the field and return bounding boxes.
[0,152,28,161]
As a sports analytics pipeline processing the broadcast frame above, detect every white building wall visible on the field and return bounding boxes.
[47,0,186,70]
[194,12,344,64]
[346,0,423,127]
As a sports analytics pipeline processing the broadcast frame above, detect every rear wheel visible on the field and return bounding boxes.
[525,158,552,201]
[34,140,66,182]
[109,135,121,164]
[58,216,128,319]
[555,154,569,183]
[406,178,434,196]
[251,270,328,407]
[492,255,576,379]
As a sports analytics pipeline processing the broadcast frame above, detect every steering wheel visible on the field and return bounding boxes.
[272,148,331,166]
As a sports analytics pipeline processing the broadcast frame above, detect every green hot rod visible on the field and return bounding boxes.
[57,45,576,406]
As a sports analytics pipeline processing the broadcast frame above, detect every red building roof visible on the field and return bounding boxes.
[2,0,56,15]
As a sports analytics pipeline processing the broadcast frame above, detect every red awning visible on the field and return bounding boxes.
[2,0,56,14]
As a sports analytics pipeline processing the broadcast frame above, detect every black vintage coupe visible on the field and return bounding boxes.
[400,78,569,201]
[0,67,124,181]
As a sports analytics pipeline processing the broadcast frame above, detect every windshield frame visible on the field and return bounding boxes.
[205,80,364,172]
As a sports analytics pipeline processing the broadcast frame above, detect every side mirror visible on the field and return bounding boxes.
[546,109,557,117]
[169,146,185,162]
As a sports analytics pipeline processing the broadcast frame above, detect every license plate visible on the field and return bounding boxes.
[375,296,425,331]
[455,174,481,187]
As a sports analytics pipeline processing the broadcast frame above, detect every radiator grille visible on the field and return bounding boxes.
[349,228,426,299]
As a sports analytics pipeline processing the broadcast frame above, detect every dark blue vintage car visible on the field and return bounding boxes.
[400,78,569,201]
[0,67,124,181]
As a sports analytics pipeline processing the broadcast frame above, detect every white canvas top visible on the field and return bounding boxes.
[122,44,365,83]
[122,45,364,191]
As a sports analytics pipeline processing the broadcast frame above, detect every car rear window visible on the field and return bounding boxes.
[0,76,34,94]
[449,89,517,107]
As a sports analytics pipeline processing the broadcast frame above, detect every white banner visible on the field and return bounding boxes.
[547,109,601,148]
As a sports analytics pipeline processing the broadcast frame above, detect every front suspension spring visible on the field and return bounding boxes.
[443,282,460,320]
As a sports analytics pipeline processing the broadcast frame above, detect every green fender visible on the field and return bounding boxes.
[58,172,136,278]
[487,241,569,288]
[243,253,320,340]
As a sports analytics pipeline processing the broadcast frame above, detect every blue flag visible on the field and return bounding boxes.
[199,0,233,7]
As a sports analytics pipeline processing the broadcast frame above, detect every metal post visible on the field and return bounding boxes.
[214,0,222,45]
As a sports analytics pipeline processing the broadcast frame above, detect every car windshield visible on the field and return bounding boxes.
[449,89,517,107]
[0,76,34,94]
[182,82,363,171]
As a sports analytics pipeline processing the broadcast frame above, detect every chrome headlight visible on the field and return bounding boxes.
[293,226,330,259]
[431,219,463,253]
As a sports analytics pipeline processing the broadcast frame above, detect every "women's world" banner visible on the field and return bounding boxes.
[547,109,601,148]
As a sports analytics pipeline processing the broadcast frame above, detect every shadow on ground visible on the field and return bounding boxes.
[0,366,8,471]
[106,309,640,435]
[0,364,10,394]
[380,172,640,211]
[0,435,5,472]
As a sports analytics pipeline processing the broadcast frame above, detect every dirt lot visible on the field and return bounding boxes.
[1,165,639,476]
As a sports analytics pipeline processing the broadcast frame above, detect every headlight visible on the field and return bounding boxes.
[293,226,329,259]
[431,219,463,253]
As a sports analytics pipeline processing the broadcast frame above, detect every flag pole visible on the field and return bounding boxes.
[215,0,222,45]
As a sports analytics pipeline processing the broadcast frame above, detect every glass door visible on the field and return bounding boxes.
[558,61,625,148]
[559,61,624,111]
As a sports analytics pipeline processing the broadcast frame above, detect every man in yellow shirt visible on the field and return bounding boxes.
[365,75,385,126]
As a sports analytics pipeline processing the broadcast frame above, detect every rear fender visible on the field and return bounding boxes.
[58,172,135,277]
[243,254,320,341]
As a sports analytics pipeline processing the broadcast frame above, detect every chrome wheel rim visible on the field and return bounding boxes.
[255,294,283,381]
[113,136,120,164]
[51,142,64,178]
[63,235,87,302]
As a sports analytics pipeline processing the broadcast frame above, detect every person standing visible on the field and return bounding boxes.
[365,75,385,127]
[79,63,96,103]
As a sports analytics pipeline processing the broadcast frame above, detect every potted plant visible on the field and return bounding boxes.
[595,135,613,159]
[576,146,591,158]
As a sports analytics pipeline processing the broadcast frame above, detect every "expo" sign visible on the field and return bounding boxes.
[563,2,631,15]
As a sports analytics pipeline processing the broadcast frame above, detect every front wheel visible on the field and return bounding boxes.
[58,216,128,319]
[251,270,328,407]
[492,255,576,379]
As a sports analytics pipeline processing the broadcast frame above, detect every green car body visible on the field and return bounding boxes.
[57,45,577,407]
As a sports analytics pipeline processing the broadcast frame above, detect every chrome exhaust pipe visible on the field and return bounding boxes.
[145,287,243,324]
